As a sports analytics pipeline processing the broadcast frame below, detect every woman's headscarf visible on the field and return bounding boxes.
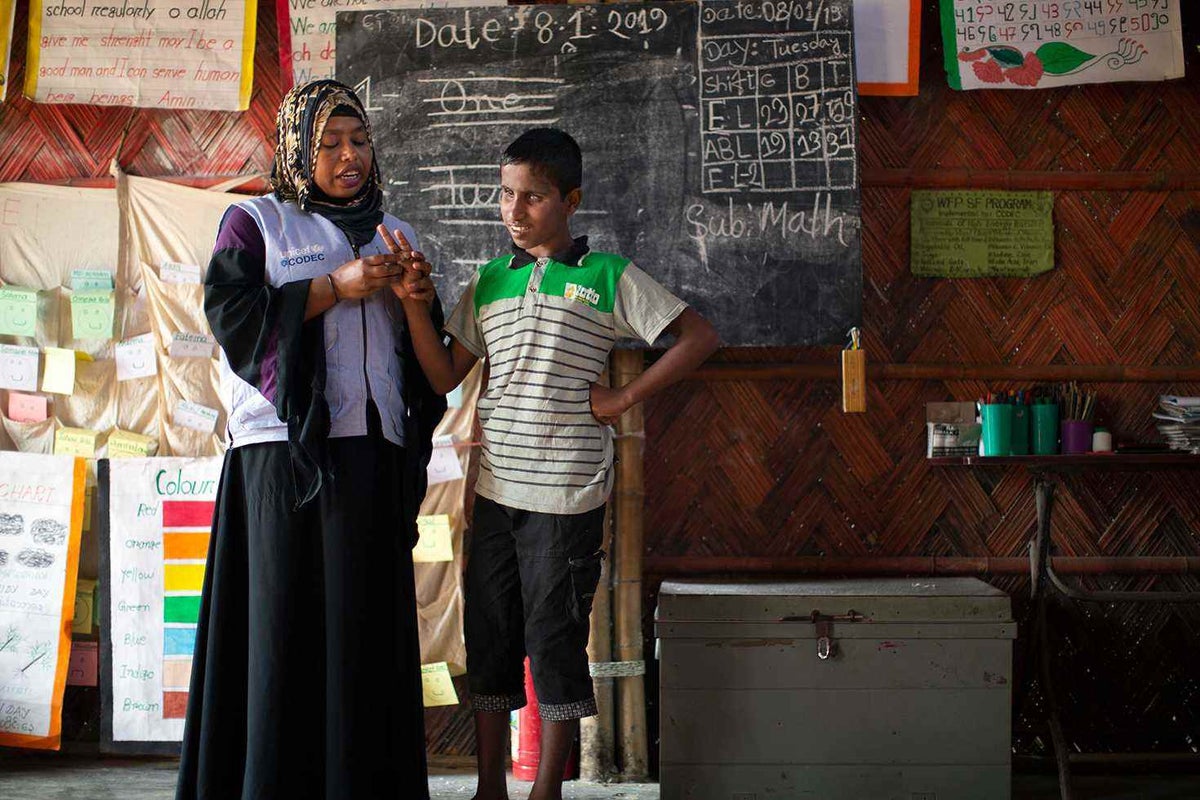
[270,79,384,248]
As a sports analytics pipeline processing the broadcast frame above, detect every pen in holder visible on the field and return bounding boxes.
[1010,402,1030,455]
[1061,419,1093,455]
[1058,382,1097,455]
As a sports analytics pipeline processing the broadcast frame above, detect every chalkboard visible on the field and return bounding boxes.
[337,0,861,346]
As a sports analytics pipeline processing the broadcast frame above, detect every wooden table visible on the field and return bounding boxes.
[932,453,1200,800]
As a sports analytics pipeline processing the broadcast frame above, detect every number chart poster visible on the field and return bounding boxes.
[99,456,220,752]
[941,0,1184,90]
[24,0,257,109]
[0,453,87,751]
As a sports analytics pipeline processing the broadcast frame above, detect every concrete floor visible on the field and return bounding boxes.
[3,757,1200,800]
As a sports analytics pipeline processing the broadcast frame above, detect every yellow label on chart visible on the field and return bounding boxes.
[413,514,454,563]
[421,662,459,708]
[55,427,98,457]
[107,429,157,458]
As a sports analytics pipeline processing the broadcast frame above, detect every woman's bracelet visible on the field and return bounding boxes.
[326,273,340,303]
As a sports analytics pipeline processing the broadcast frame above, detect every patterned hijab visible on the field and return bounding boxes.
[270,79,384,248]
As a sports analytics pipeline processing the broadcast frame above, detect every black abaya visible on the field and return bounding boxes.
[176,425,429,800]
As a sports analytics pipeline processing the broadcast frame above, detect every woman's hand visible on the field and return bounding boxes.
[377,224,436,306]
[328,253,404,301]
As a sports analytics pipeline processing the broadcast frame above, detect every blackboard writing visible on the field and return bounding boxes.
[337,0,860,346]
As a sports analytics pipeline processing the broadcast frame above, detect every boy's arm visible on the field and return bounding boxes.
[590,307,718,425]
[378,223,480,394]
[401,296,479,395]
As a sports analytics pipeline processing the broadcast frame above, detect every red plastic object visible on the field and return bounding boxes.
[510,658,578,781]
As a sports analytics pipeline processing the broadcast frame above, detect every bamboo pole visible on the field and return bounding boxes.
[861,167,1200,192]
[644,555,1200,576]
[580,457,616,779]
[612,349,648,781]
[687,362,1200,383]
[40,169,1200,193]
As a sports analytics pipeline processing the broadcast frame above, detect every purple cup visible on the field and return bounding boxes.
[1061,420,1094,455]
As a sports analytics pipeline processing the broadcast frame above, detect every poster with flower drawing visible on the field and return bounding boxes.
[940,0,1184,90]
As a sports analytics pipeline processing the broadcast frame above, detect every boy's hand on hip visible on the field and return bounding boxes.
[590,383,629,425]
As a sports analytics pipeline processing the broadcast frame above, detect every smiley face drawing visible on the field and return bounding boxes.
[72,293,113,340]
[0,289,38,337]
[0,348,37,391]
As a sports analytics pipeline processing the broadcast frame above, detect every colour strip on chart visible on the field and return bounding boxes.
[163,692,190,720]
[162,657,194,691]
[163,595,202,624]
[163,564,206,592]
[163,532,210,560]
[162,500,215,719]
[163,500,215,528]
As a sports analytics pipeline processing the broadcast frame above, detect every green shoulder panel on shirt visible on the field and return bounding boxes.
[474,255,529,313]
[538,251,629,314]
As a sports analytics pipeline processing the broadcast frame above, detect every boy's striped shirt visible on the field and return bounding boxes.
[444,245,685,514]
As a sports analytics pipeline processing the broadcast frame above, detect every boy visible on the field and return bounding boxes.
[388,128,718,800]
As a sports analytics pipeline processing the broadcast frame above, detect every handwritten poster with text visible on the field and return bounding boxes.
[1,0,15,103]
[277,0,500,88]
[103,456,220,748]
[24,0,258,109]
[940,0,1184,90]
[0,453,86,750]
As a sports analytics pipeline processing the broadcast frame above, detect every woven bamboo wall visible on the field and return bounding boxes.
[1,0,1198,759]
[644,3,1200,760]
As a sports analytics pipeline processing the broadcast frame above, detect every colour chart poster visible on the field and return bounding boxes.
[24,0,257,109]
[0,453,86,750]
[100,456,220,751]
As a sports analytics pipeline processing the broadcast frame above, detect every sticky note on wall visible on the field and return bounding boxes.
[115,334,158,381]
[73,578,97,634]
[0,286,39,337]
[67,641,99,687]
[174,401,219,433]
[55,427,99,457]
[414,514,454,563]
[8,392,48,422]
[0,345,41,392]
[107,429,158,458]
[70,290,115,340]
[71,269,114,291]
[421,662,459,707]
[42,348,79,395]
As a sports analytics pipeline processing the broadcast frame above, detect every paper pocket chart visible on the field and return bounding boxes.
[0,344,41,392]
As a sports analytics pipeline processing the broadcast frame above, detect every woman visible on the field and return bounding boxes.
[176,80,444,800]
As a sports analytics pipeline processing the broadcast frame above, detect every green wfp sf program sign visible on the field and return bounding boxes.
[910,190,1053,278]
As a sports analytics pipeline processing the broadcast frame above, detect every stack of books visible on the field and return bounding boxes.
[1154,395,1200,453]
